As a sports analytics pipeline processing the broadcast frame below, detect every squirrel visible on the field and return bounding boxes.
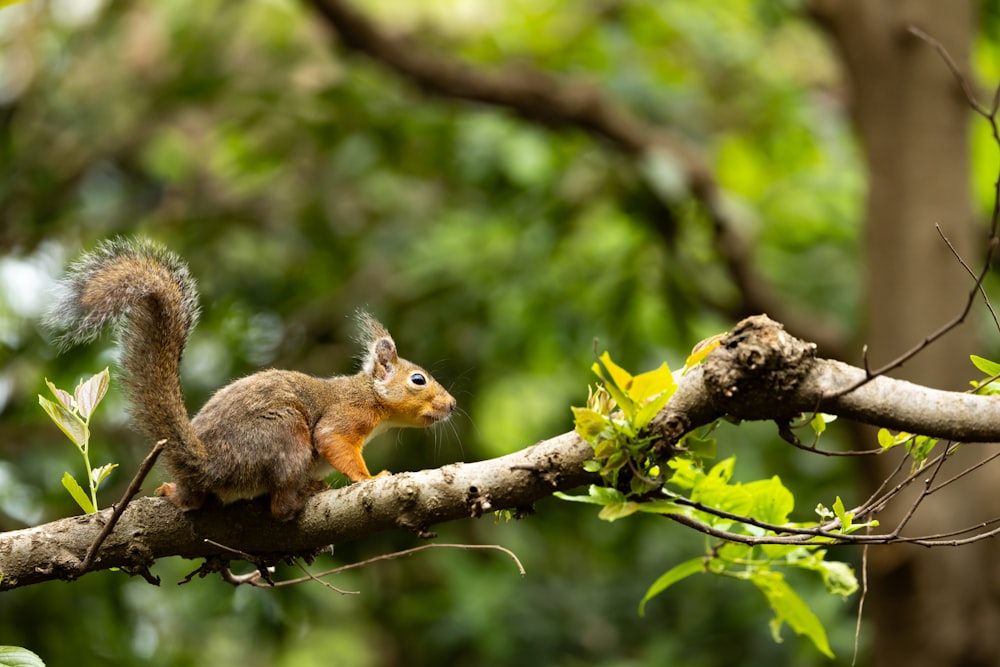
[46,238,456,519]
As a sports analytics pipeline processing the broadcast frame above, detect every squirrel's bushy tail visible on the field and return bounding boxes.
[47,238,205,460]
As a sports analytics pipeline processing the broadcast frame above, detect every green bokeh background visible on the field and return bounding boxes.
[2,1,998,665]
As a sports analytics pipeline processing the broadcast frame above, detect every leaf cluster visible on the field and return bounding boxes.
[560,350,863,657]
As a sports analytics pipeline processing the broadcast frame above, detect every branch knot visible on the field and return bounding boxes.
[702,315,816,420]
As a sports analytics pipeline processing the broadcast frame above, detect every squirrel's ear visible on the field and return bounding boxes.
[367,337,398,380]
[355,311,398,378]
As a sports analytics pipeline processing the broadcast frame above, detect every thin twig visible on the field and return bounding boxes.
[291,543,527,582]
[936,224,1000,331]
[852,446,937,519]
[909,521,1000,547]
[668,496,851,540]
[907,26,989,116]
[896,515,1000,542]
[78,438,167,573]
[887,442,953,537]
[660,506,1000,547]
[927,447,1000,495]
[292,560,360,595]
[852,542,870,667]
[219,543,526,588]
[203,538,256,561]
[776,419,882,457]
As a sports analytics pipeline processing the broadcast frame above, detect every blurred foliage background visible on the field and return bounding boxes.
[0,0,998,665]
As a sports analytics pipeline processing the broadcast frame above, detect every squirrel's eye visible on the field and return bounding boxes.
[410,372,427,386]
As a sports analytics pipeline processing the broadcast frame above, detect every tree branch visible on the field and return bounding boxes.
[7,314,1000,591]
[651,315,1000,445]
[302,0,847,356]
[0,432,593,591]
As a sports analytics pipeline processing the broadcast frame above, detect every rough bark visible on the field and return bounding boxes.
[0,432,594,590]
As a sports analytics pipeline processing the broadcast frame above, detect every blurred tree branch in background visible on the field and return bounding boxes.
[304,0,848,355]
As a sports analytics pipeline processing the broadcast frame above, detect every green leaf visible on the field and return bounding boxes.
[760,543,811,559]
[681,434,717,459]
[555,485,626,507]
[38,396,87,449]
[690,458,753,520]
[717,540,752,564]
[91,463,119,488]
[74,368,110,420]
[832,496,852,532]
[633,391,672,431]
[638,558,705,616]
[666,456,703,490]
[602,450,628,474]
[44,379,74,411]
[557,485,639,521]
[629,471,660,495]
[745,476,794,525]
[691,479,753,521]
[808,412,836,436]
[592,352,635,420]
[877,428,907,450]
[593,351,633,390]
[627,362,676,405]
[705,457,735,484]
[553,491,606,506]
[906,435,938,465]
[0,646,46,667]
[61,472,95,514]
[588,485,627,505]
[598,501,640,522]
[592,438,618,459]
[572,406,609,443]
[816,560,858,598]
[635,499,685,515]
[971,354,1000,376]
[683,333,724,373]
[751,571,834,658]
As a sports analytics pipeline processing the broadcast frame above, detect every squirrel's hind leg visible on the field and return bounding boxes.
[156,481,207,511]
[268,479,327,520]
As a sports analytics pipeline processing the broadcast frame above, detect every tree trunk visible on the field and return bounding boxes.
[811,1,1000,665]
